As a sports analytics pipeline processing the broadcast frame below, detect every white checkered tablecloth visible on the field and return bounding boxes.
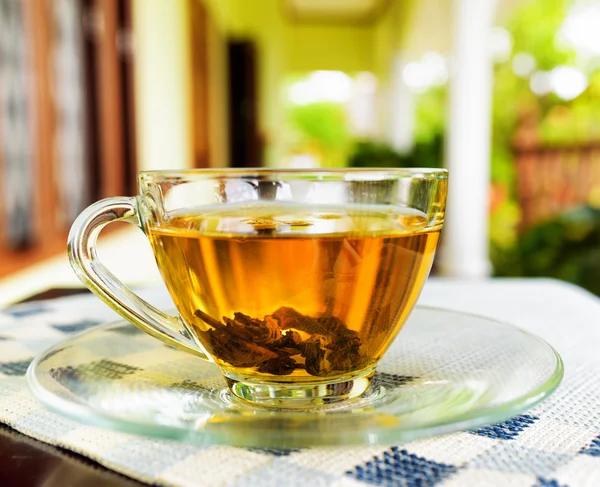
[0,278,599,487]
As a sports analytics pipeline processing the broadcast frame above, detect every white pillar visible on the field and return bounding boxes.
[438,0,497,278]
[133,0,194,171]
[389,55,415,154]
[347,72,378,138]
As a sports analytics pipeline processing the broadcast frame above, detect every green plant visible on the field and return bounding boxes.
[347,136,444,169]
[493,206,600,296]
[287,102,351,167]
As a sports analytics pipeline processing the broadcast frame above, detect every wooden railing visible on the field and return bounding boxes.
[515,143,600,229]
[513,110,600,230]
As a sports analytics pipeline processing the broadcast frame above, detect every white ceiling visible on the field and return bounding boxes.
[285,0,388,23]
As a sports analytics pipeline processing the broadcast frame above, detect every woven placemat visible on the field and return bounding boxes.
[0,279,599,487]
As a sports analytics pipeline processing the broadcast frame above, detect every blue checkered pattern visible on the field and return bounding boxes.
[347,447,458,486]
[471,415,540,440]
[0,279,599,486]
[581,437,600,457]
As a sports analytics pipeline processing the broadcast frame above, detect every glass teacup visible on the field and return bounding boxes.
[69,169,447,408]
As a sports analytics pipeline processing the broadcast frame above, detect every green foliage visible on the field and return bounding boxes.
[487,0,600,292]
[347,140,405,168]
[538,74,600,144]
[288,102,350,150]
[490,61,532,194]
[493,206,600,296]
[287,102,351,167]
[508,0,574,70]
[348,87,445,169]
[486,0,600,291]
[414,86,447,146]
[487,0,582,200]
[347,136,444,169]
[489,199,522,249]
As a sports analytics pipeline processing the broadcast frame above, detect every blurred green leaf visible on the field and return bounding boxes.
[288,102,350,150]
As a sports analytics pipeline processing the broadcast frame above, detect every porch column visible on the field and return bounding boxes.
[438,0,497,277]
[389,55,415,154]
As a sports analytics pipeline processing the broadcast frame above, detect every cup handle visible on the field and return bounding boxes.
[68,196,208,359]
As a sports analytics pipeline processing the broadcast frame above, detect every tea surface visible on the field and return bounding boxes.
[147,203,440,382]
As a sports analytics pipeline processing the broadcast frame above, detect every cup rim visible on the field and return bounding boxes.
[138,167,448,182]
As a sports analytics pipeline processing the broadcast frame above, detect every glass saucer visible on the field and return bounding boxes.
[27,307,563,448]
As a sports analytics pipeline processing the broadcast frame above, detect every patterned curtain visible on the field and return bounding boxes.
[0,0,35,249]
[52,0,89,226]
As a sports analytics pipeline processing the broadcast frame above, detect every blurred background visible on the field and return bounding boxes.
[1,0,600,301]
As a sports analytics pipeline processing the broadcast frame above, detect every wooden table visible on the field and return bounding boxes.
[0,425,146,487]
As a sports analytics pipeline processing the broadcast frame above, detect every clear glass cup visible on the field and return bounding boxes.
[68,168,447,408]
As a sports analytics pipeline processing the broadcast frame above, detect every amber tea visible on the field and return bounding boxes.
[147,203,440,383]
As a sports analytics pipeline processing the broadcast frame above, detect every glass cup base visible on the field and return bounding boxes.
[224,368,377,409]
